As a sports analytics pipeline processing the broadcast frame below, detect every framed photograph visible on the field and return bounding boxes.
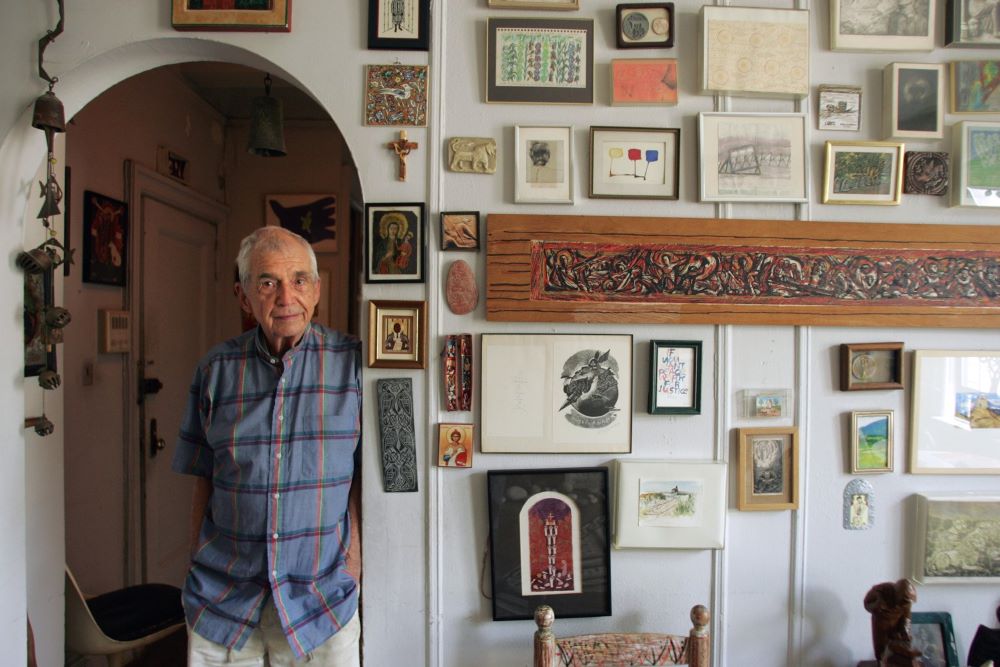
[486,18,594,105]
[914,493,1000,583]
[945,0,1000,47]
[840,342,904,391]
[648,340,701,415]
[83,190,129,287]
[883,63,945,141]
[911,612,961,667]
[818,85,862,132]
[440,211,479,251]
[951,121,1000,208]
[910,350,1000,474]
[171,0,291,31]
[487,467,611,621]
[365,202,424,283]
[437,423,473,468]
[700,6,809,99]
[589,126,679,200]
[481,334,633,454]
[514,125,573,204]
[904,152,949,196]
[851,410,894,473]
[367,299,426,369]
[24,270,56,377]
[951,61,1000,113]
[697,113,808,203]
[831,0,934,51]
[737,427,799,511]
[741,389,791,419]
[364,64,428,127]
[610,59,678,106]
[264,194,336,252]
[613,460,726,549]
[822,141,903,205]
[616,3,674,48]
[367,0,429,50]
[488,0,579,8]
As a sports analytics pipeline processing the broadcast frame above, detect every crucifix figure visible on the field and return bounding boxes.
[387,130,418,181]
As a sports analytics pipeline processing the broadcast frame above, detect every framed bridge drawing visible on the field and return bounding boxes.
[485,214,1000,329]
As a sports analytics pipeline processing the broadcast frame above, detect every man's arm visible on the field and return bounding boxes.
[346,471,362,581]
[189,476,212,558]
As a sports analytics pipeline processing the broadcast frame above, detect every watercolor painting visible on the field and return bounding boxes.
[953,61,1000,113]
[638,480,700,526]
[611,59,678,105]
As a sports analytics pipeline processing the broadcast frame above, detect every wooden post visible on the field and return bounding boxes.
[688,605,711,667]
[534,605,557,667]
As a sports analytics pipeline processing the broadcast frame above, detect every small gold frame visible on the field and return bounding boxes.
[850,410,894,474]
[368,299,426,369]
[822,141,904,206]
[737,427,799,511]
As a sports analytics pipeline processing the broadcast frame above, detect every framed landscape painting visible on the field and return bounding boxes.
[823,141,903,205]
[589,126,680,200]
[487,18,594,104]
[831,0,934,51]
[851,410,894,473]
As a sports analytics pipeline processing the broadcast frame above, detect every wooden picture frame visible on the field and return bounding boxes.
[851,410,894,473]
[914,493,1000,584]
[481,333,633,454]
[514,125,574,204]
[488,0,579,8]
[616,3,674,48]
[697,112,808,203]
[171,0,291,31]
[440,211,480,251]
[367,299,427,369]
[648,340,701,415]
[367,0,429,50]
[486,18,594,104]
[737,427,799,511]
[613,460,726,549]
[610,59,678,106]
[264,194,337,252]
[883,63,945,141]
[951,61,1000,113]
[363,64,428,127]
[365,202,424,283]
[82,190,129,287]
[945,0,1000,47]
[840,342,904,391]
[437,423,473,468]
[487,467,611,621]
[589,126,679,200]
[951,121,1000,208]
[911,612,961,667]
[903,151,949,196]
[910,350,1000,474]
[831,0,934,51]
[818,85,862,132]
[822,141,904,205]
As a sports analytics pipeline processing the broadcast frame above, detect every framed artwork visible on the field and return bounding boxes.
[914,493,1000,583]
[376,378,418,492]
[264,194,336,252]
[904,152,949,196]
[616,4,674,48]
[910,350,1000,474]
[951,121,1000,208]
[481,334,633,454]
[822,141,904,205]
[365,202,424,283]
[818,85,862,132]
[437,423,473,468]
[610,59,678,106]
[486,18,594,105]
[613,460,726,549]
[24,270,56,377]
[911,612,961,667]
[367,299,427,369]
[447,137,497,174]
[883,63,945,141]
[364,64,428,127]
[488,0,579,7]
[851,410,894,473]
[440,211,479,251]
[83,190,129,287]
[367,0,429,50]
[514,125,574,204]
[486,467,611,621]
[951,61,1000,113]
[741,389,791,419]
[700,6,809,99]
[443,334,473,411]
[843,478,874,530]
[589,126,679,200]
[648,340,701,415]
[697,112,808,203]
[945,0,1000,47]
[840,342,904,391]
[171,0,291,31]
[831,0,934,51]
[736,427,799,511]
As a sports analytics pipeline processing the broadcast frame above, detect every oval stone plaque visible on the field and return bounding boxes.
[446,260,478,315]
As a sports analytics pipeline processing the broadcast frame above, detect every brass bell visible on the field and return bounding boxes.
[38,368,61,390]
[31,90,65,136]
[247,74,286,157]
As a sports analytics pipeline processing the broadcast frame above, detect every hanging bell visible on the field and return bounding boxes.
[16,248,53,274]
[38,368,61,390]
[44,306,71,329]
[37,176,62,220]
[31,90,66,136]
[247,74,286,157]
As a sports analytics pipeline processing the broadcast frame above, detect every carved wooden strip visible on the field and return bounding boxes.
[556,633,688,666]
[375,378,418,492]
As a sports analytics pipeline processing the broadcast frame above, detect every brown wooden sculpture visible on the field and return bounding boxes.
[863,579,922,666]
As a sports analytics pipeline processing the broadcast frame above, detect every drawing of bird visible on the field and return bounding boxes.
[377,83,414,103]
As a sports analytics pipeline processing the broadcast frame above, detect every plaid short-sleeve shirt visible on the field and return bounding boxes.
[172,324,361,658]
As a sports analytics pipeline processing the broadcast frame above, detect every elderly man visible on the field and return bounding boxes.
[173,226,362,665]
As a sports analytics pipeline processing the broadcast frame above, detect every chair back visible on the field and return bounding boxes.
[65,566,113,653]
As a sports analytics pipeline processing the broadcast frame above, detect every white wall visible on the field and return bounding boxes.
[0,2,998,666]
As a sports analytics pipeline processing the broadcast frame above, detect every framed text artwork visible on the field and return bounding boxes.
[589,126,679,200]
[914,493,1000,583]
[487,467,611,621]
[364,64,428,127]
[648,340,701,415]
[264,194,336,252]
[365,202,424,283]
[822,141,904,205]
[171,0,292,31]
[367,0,429,50]
[951,121,1000,208]
[83,190,129,287]
[832,0,934,51]
[883,63,945,141]
[610,59,678,106]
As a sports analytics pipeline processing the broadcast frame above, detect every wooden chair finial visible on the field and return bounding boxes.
[690,605,710,636]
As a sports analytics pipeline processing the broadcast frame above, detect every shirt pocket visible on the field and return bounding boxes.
[286,412,358,483]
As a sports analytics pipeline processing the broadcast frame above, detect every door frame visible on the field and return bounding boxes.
[125,161,229,584]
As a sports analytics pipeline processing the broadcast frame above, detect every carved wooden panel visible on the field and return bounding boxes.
[375,378,418,492]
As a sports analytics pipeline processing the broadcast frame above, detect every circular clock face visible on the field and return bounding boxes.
[621,11,650,40]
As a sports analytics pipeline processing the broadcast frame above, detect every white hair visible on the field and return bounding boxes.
[236,227,319,287]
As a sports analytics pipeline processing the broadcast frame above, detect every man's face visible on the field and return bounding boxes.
[237,237,320,355]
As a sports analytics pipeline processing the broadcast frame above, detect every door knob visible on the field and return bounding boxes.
[149,418,167,458]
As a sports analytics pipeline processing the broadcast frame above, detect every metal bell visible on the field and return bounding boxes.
[31,90,65,135]
[45,306,71,329]
[247,74,286,157]
[38,368,61,390]
[16,248,52,273]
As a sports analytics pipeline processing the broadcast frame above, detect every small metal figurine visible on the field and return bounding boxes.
[387,130,418,181]
[863,579,922,666]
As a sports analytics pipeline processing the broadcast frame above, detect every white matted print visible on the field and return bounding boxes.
[914,493,1000,583]
[514,125,574,204]
[831,0,934,51]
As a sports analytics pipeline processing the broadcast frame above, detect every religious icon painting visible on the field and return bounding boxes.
[437,423,473,468]
[365,202,424,283]
[843,478,875,530]
[368,300,426,369]
[82,190,129,287]
[264,194,337,252]
[364,64,429,127]
[171,0,292,32]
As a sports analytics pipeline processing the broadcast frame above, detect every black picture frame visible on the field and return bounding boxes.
[487,467,611,621]
[367,0,430,51]
[648,340,701,414]
[911,611,960,667]
[24,269,56,378]
[616,3,674,48]
[82,190,129,287]
[365,202,425,284]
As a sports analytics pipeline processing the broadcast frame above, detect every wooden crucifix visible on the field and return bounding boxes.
[387,130,419,181]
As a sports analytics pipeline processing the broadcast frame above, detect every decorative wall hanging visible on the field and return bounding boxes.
[364,64,428,127]
[945,0,1000,47]
[818,85,862,132]
[487,467,611,621]
[24,269,57,379]
[610,59,678,106]
[589,126,679,200]
[951,121,1000,208]
[883,63,945,141]
[386,130,418,181]
[368,300,426,369]
[903,152,949,196]
[914,493,1000,583]
[736,427,799,511]
[832,0,934,51]
[445,260,478,315]
[367,0,429,50]
[851,410,894,473]
[823,141,904,205]
[437,423,473,468]
[911,612,961,667]
[741,389,791,419]
[440,211,480,250]
[264,194,337,252]
[648,340,701,415]
[514,125,574,204]
[365,202,424,283]
[843,478,874,530]
[615,3,674,48]
[486,214,1000,328]
[447,138,496,174]
[951,60,1000,113]
[375,378,418,492]
[171,0,292,31]
[82,190,129,286]
[443,334,473,411]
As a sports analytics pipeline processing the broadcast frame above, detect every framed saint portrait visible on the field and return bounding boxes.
[367,299,426,369]
[365,203,424,283]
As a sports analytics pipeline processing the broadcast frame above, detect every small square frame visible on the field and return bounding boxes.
[363,64,428,127]
[648,340,701,414]
[951,121,1000,208]
[367,299,427,369]
[440,211,480,251]
[737,427,799,511]
[818,85,862,132]
[840,342,904,391]
[850,410,894,474]
[367,0,429,50]
[903,152,949,196]
[822,141,904,205]
[914,493,1000,583]
[589,126,679,200]
[910,612,961,667]
[616,4,674,48]
[741,389,791,419]
[437,423,473,468]
[171,0,291,31]
[514,125,574,204]
[883,63,945,141]
[365,202,425,283]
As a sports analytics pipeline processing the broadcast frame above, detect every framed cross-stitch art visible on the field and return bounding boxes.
[831,0,934,51]
[364,64,428,127]
[367,0,429,50]
[945,0,1000,47]
[368,299,426,369]
[365,202,424,283]
[610,59,678,106]
[883,63,945,141]
[822,141,904,205]
[951,61,1000,113]
[172,0,291,31]
[616,3,674,48]
[648,340,700,414]
[951,121,1000,208]
[737,427,799,511]
[914,493,1000,583]
[515,125,574,204]
[589,126,679,200]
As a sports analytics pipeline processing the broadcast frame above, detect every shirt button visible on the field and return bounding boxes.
[273,532,279,540]
[277,414,284,421]
[270,358,277,364]
[276,452,282,459]
[272,570,277,578]
[273,493,279,500]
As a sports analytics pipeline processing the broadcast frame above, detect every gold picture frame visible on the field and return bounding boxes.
[368,299,426,369]
[737,427,799,511]
[822,141,904,205]
[171,0,291,31]
[851,410,894,474]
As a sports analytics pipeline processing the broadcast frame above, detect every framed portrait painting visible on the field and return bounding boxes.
[264,194,336,252]
[883,63,945,141]
[365,202,424,283]
[648,340,700,414]
[737,427,799,511]
[171,0,291,31]
[951,121,1000,208]
[83,190,129,287]
[367,299,426,369]
[822,141,904,205]
[589,126,679,200]
[367,0,429,50]
[914,493,1000,584]
[831,0,934,51]
[514,125,573,204]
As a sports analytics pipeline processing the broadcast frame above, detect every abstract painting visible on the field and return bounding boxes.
[376,378,418,492]
[951,60,1000,113]
[610,59,677,106]
[264,194,336,252]
[364,64,428,127]
[589,126,679,199]
[823,141,903,205]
